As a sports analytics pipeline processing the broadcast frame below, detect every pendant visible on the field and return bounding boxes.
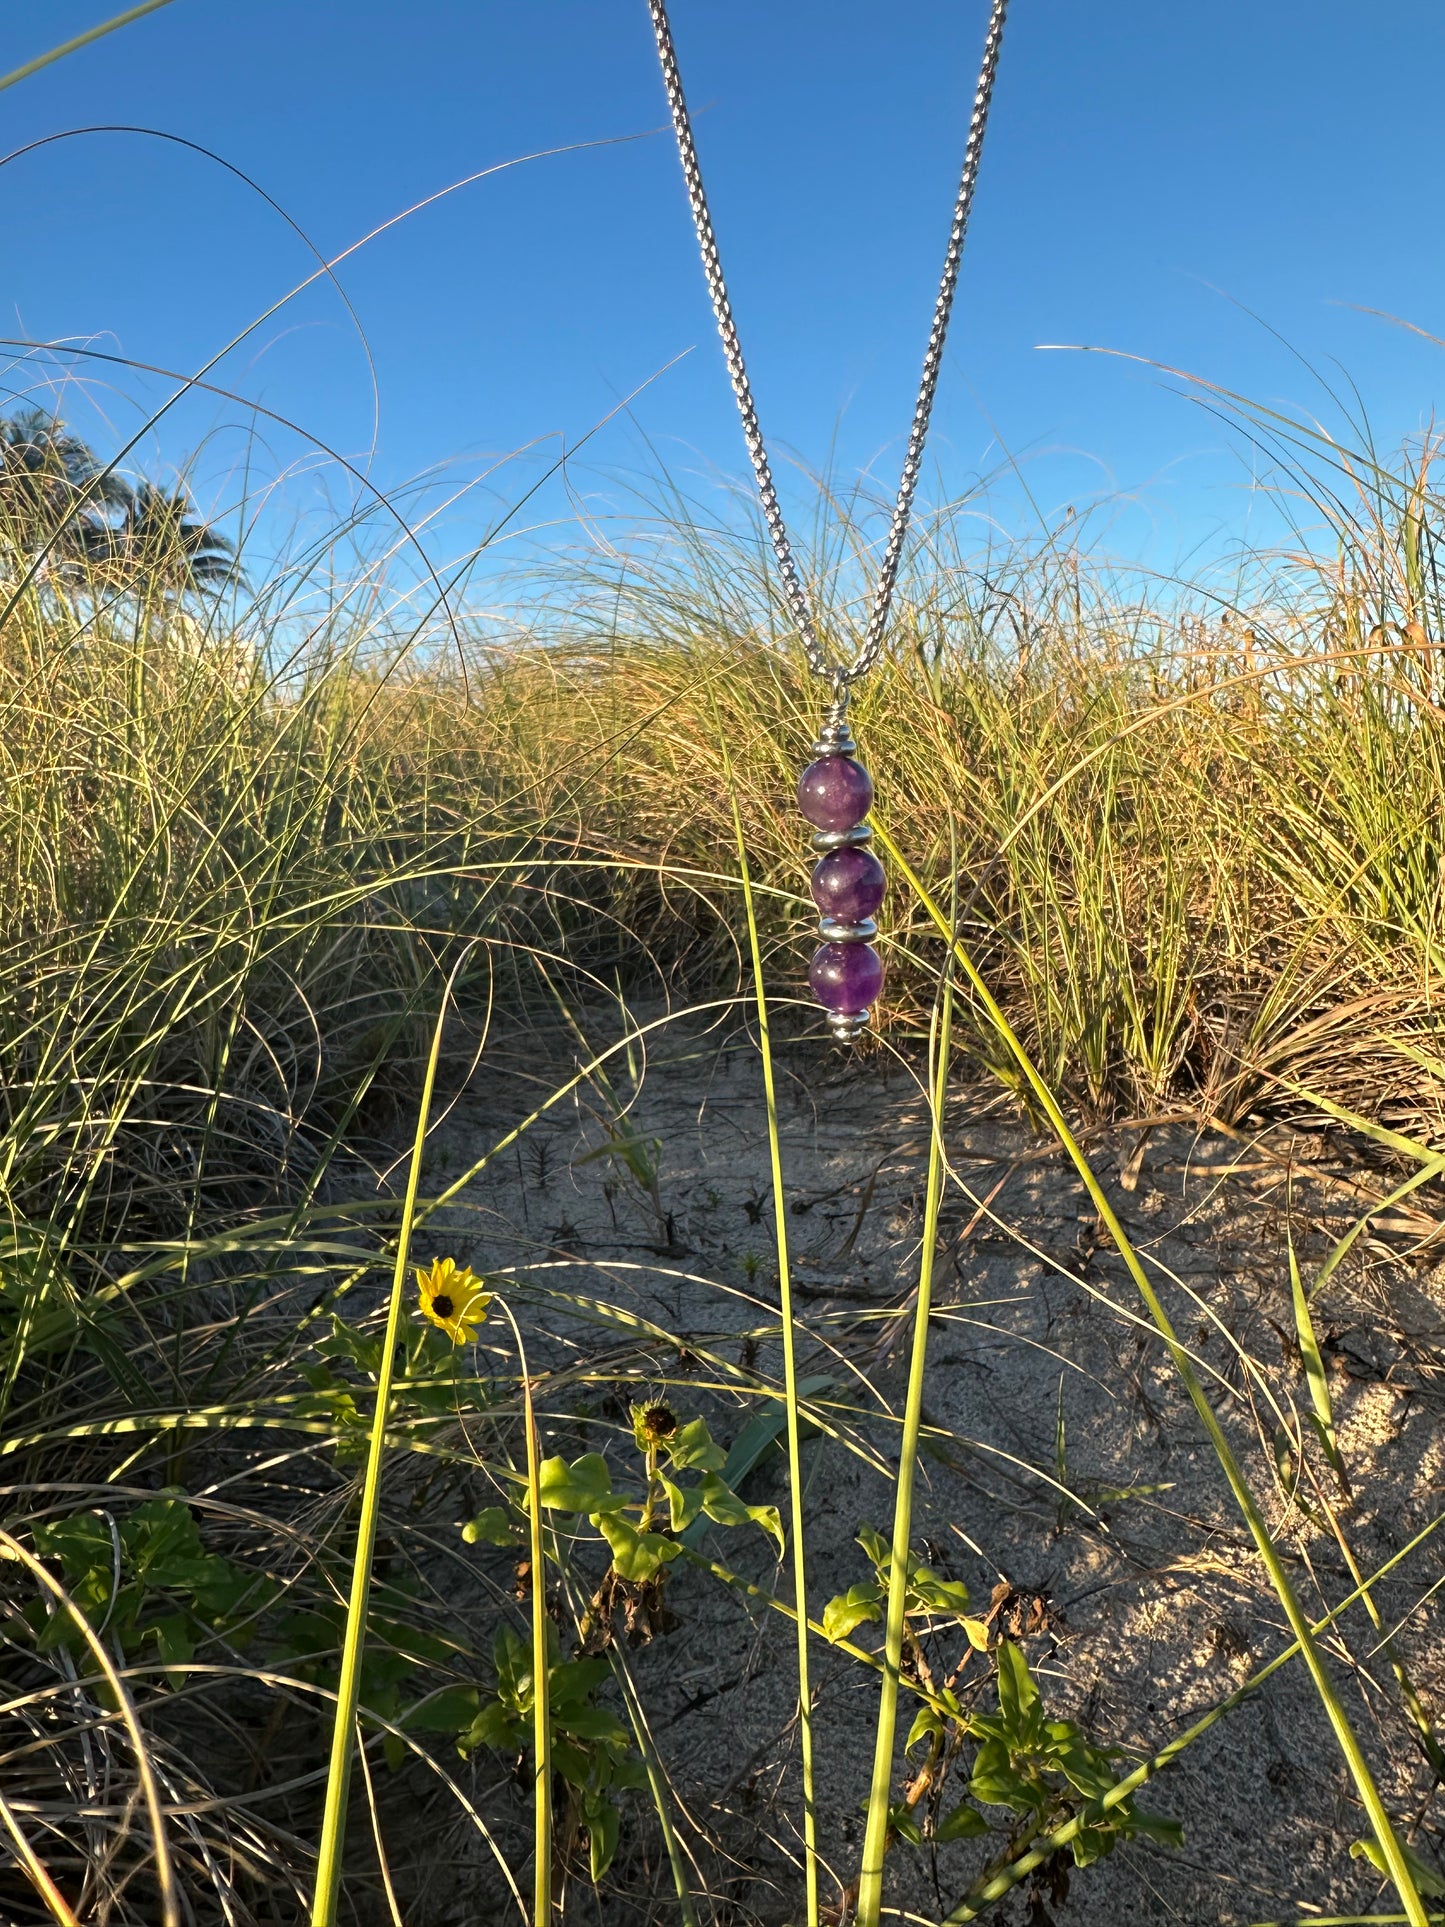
[797,695,886,1043]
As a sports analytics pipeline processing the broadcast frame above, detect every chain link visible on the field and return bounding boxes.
[646,0,1011,687]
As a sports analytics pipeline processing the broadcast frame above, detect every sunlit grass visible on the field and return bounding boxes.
[2,410,1445,1924]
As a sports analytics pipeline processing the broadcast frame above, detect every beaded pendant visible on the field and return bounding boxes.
[798,698,885,1043]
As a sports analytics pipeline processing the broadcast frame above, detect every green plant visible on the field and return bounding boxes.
[458,1623,647,1882]
[822,1522,981,1650]
[297,1306,493,1463]
[538,1403,783,1590]
[961,1640,1181,1869]
[27,1495,266,1677]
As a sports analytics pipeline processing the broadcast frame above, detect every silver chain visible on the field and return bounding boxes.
[646,0,1011,688]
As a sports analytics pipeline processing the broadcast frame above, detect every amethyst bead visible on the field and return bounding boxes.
[809,941,884,1013]
[797,755,874,833]
[810,845,886,923]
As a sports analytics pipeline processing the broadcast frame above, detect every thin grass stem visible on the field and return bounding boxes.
[309,956,466,1927]
[856,972,953,1927]
[728,788,820,1926]
[495,1296,552,1925]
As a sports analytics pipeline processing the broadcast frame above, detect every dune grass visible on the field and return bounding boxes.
[1,415,1444,1926]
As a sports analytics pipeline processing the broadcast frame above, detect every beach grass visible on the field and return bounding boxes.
[1,415,1444,1925]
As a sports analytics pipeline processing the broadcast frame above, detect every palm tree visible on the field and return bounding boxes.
[81,481,237,595]
[0,407,131,578]
[0,408,237,597]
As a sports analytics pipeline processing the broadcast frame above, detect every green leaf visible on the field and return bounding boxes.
[905,1703,943,1754]
[536,1453,621,1514]
[1051,1735,1115,1801]
[665,1418,725,1472]
[969,1737,1031,1811]
[548,1657,612,1710]
[186,1555,261,1621]
[1351,1838,1445,1896]
[857,1524,891,1570]
[594,1512,682,1582]
[123,1496,203,1580]
[1070,1823,1118,1868]
[712,1377,835,1492]
[492,1623,534,1706]
[456,1698,524,1756]
[994,1639,1041,1748]
[461,1506,522,1547]
[887,1802,923,1847]
[401,1684,481,1733]
[586,1796,620,1882]
[547,1649,612,1711]
[551,1737,592,1787]
[659,1475,702,1534]
[909,1568,972,1617]
[961,1615,990,1651]
[316,1313,385,1375]
[148,1614,194,1674]
[822,1582,882,1643]
[1130,1808,1184,1848]
[34,1509,112,1576]
[555,1704,631,1745]
[935,1801,988,1843]
[697,1472,784,1554]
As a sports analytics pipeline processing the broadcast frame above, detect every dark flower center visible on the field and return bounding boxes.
[432,1293,455,1319]
[642,1403,677,1438]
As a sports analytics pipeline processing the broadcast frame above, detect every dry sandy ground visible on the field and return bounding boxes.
[412,1005,1445,1927]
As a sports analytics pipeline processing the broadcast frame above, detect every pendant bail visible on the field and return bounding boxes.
[811,679,856,759]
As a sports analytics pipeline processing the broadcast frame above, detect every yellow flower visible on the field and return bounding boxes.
[416,1256,492,1345]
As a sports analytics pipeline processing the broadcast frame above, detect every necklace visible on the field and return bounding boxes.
[646,0,1012,1042]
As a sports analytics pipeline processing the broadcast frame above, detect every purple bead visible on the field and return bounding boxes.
[809,941,884,1013]
[810,846,886,923]
[798,755,874,833]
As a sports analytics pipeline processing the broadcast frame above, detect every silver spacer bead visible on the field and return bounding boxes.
[811,823,873,852]
[818,916,877,944]
[810,687,856,758]
[826,1007,872,1045]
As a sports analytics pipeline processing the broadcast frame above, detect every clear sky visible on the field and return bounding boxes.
[5,1,1445,587]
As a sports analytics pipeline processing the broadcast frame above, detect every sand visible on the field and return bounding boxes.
[411,1006,1445,1926]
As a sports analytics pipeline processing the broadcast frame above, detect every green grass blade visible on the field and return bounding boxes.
[1310,1157,1445,1303]
[1289,1231,1344,1486]
[495,1300,552,1924]
[729,788,819,1926]
[856,973,953,1927]
[0,0,179,95]
[310,965,462,1927]
[608,1652,700,1927]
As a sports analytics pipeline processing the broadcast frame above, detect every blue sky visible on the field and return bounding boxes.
[5,1,1445,588]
